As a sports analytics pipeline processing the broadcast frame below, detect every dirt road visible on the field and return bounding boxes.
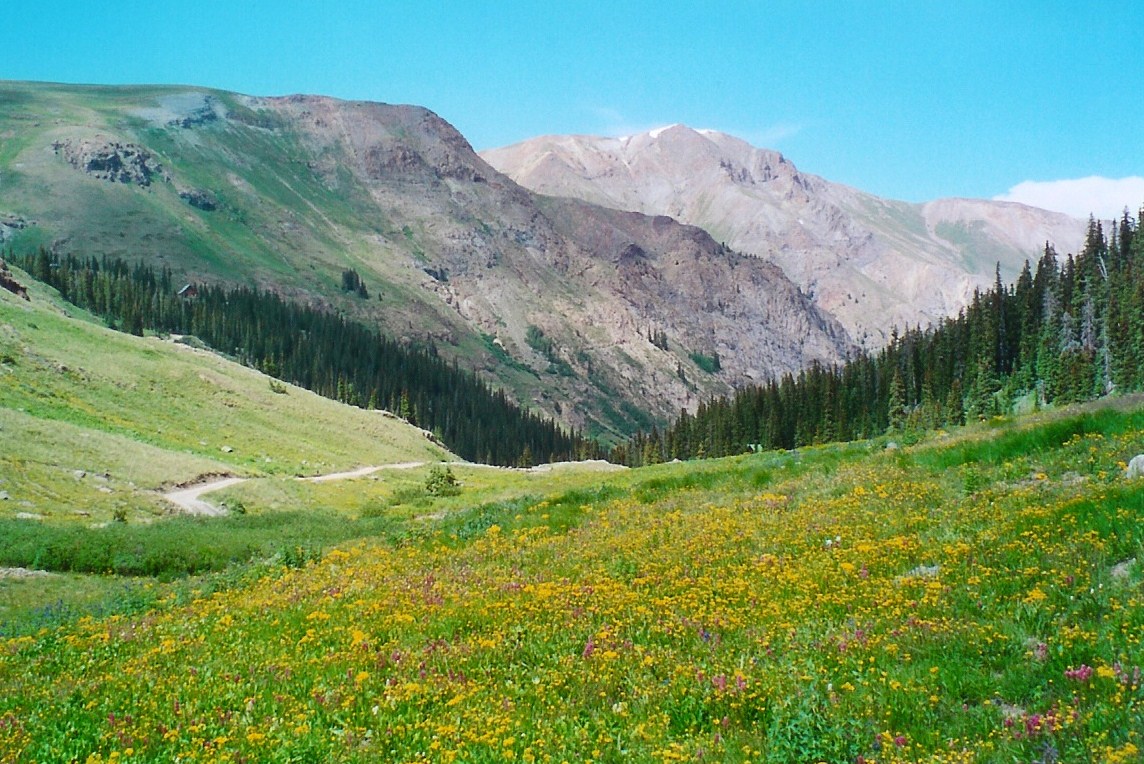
[298,462,426,483]
[162,459,626,516]
[162,477,249,516]
[162,463,432,515]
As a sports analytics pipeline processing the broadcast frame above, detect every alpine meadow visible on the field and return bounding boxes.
[1,66,1143,764]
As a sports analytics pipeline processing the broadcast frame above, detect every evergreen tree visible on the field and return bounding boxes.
[886,369,907,433]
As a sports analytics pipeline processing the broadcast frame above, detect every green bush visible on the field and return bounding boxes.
[524,325,555,356]
[425,465,461,497]
[690,351,721,374]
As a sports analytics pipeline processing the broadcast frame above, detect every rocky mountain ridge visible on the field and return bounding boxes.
[482,125,1087,346]
[0,83,851,440]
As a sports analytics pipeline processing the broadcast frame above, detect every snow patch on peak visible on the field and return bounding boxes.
[648,124,684,139]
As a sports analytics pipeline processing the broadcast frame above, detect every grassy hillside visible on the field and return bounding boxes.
[0,264,451,527]
[0,82,564,432]
[0,84,378,283]
[1,401,1141,762]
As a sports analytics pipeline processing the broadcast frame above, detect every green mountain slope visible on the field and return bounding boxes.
[0,264,450,524]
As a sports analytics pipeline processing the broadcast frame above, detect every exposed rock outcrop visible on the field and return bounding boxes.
[179,188,218,211]
[52,138,164,187]
[0,259,29,300]
[171,95,220,128]
[0,214,28,243]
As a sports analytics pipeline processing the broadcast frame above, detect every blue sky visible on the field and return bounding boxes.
[5,1,1143,217]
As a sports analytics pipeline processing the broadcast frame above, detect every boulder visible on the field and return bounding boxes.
[1127,454,1144,479]
[179,188,218,211]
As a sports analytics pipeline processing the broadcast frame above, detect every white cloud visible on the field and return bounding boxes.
[994,176,1144,220]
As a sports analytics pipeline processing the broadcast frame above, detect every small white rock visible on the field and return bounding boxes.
[1127,454,1144,479]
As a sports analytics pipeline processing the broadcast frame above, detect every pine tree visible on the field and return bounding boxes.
[886,369,907,433]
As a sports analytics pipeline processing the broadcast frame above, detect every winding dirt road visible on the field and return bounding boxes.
[162,477,249,516]
[298,462,426,483]
[162,463,435,515]
[161,459,625,516]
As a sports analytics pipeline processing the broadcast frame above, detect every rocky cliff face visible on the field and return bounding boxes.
[482,126,1087,347]
[254,96,853,430]
[0,84,852,440]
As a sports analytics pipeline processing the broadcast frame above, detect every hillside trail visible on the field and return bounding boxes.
[295,460,536,483]
[162,459,624,516]
[161,465,429,515]
[297,462,426,483]
[162,477,249,516]
[161,461,465,515]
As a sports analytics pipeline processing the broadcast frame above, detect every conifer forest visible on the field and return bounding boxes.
[618,215,1144,465]
[12,250,594,467]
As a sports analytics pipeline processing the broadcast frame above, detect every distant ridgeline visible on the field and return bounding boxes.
[619,214,1144,465]
[12,250,597,467]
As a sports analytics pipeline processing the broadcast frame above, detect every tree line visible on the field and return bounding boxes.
[13,250,598,467]
[615,212,1144,465]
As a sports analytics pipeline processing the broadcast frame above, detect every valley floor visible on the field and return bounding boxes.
[1,403,1143,763]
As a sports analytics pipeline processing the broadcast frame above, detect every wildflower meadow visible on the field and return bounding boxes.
[2,405,1142,763]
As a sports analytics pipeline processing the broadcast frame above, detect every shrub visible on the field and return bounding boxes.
[690,351,721,374]
[425,465,460,497]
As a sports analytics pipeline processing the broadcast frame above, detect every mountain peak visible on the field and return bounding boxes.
[482,128,1087,346]
[638,125,732,143]
[645,123,687,140]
